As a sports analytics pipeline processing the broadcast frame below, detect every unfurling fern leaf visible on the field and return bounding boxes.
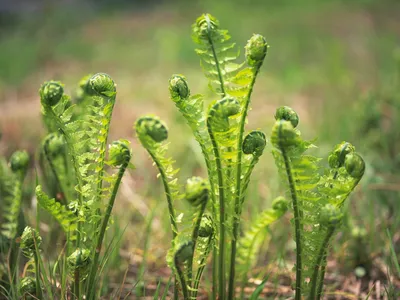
[237,196,288,298]
[271,106,365,299]
[135,115,181,238]
[1,151,29,239]
[35,185,77,238]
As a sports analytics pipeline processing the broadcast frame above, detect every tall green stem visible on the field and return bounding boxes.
[33,252,42,299]
[86,160,129,300]
[193,235,214,299]
[207,122,226,299]
[279,141,302,300]
[187,200,208,292]
[174,256,189,299]
[228,67,260,299]
[147,150,179,299]
[316,256,328,300]
[309,228,335,300]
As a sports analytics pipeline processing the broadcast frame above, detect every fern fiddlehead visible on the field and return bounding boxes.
[229,35,268,298]
[19,276,36,300]
[206,97,240,298]
[237,196,288,299]
[86,139,132,300]
[135,115,179,237]
[1,151,29,239]
[184,176,210,291]
[271,108,304,300]
[20,226,42,298]
[192,214,215,299]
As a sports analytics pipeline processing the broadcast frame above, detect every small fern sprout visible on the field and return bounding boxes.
[272,196,289,212]
[108,139,132,167]
[169,74,190,102]
[198,214,214,238]
[208,96,241,132]
[20,226,42,258]
[271,120,300,148]
[19,277,36,299]
[275,106,299,128]
[10,150,29,174]
[328,141,356,169]
[185,176,210,288]
[67,248,91,281]
[242,130,267,157]
[87,73,116,97]
[185,176,209,207]
[44,133,65,157]
[344,153,365,179]
[39,81,64,107]
[135,115,168,144]
[245,34,268,67]
[319,204,343,229]
[193,13,219,41]
[309,204,343,300]
[172,239,194,299]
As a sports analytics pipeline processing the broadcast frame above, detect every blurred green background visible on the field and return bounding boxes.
[1,0,399,296]
[0,0,399,151]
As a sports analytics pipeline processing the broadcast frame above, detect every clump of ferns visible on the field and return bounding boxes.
[35,74,133,299]
[271,106,366,299]
[135,13,288,299]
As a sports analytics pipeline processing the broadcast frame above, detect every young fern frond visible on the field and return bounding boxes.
[271,108,321,300]
[192,214,215,299]
[206,96,241,298]
[192,14,242,96]
[167,236,193,299]
[86,139,132,300]
[135,115,180,237]
[272,106,366,299]
[35,185,77,238]
[1,151,29,239]
[237,197,288,298]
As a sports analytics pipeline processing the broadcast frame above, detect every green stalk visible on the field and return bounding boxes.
[33,252,42,299]
[308,228,335,300]
[207,121,226,299]
[174,256,189,299]
[192,235,214,299]
[316,255,328,300]
[228,67,260,299]
[149,151,178,237]
[278,132,303,300]
[147,150,179,300]
[187,200,208,292]
[86,159,129,300]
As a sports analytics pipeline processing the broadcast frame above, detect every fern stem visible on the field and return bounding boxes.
[309,228,334,300]
[278,136,303,300]
[192,234,214,299]
[147,150,179,299]
[174,256,190,299]
[316,255,328,300]
[207,121,226,299]
[33,251,42,299]
[86,160,129,300]
[228,67,260,299]
[188,199,208,293]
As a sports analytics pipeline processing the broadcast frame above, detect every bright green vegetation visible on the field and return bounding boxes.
[0,8,398,300]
